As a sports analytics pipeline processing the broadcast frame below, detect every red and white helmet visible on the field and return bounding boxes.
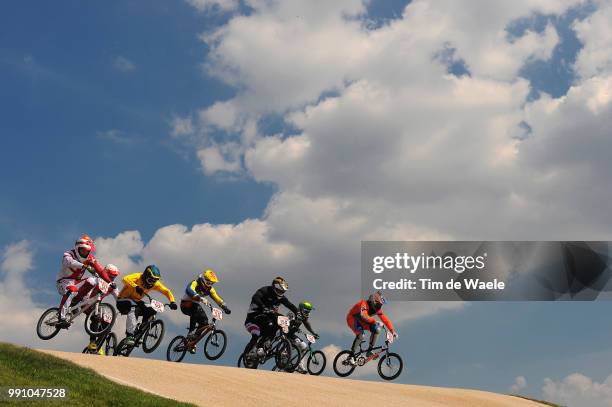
[104,264,120,280]
[75,234,95,262]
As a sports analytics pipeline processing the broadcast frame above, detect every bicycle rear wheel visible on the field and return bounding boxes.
[36,307,61,340]
[378,352,403,380]
[143,320,165,353]
[114,337,134,357]
[167,335,188,362]
[333,350,356,377]
[204,329,227,360]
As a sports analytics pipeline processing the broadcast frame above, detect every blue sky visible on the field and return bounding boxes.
[0,1,272,267]
[2,0,612,403]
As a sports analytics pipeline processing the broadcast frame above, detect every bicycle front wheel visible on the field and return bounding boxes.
[104,333,117,356]
[84,303,116,336]
[274,338,299,372]
[378,352,403,380]
[142,319,165,353]
[204,329,227,360]
[307,350,327,375]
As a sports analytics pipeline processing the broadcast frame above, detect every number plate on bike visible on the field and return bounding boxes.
[306,334,316,344]
[150,299,164,313]
[212,307,223,320]
[102,311,112,323]
[277,316,290,333]
[387,331,394,343]
[97,279,109,293]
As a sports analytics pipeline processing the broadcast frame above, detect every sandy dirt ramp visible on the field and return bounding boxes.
[42,350,544,407]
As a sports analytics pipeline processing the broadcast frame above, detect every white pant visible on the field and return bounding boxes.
[293,337,308,369]
[56,279,86,319]
[118,299,139,335]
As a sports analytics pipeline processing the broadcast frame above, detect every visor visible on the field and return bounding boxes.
[144,276,158,286]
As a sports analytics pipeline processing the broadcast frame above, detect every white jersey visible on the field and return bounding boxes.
[56,250,86,282]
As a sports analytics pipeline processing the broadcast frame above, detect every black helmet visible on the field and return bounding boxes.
[272,276,288,297]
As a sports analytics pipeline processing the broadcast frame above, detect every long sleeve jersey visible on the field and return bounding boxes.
[118,272,175,302]
[347,300,395,333]
[56,250,109,283]
[247,286,298,316]
[181,279,224,306]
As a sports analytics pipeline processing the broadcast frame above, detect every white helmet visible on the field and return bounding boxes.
[75,235,94,262]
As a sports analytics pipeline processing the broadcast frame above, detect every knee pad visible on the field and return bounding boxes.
[296,340,308,351]
[371,324,382,334]
[245,322,261,336]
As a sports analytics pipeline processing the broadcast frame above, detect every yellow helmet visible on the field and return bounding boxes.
[198,269,219,287]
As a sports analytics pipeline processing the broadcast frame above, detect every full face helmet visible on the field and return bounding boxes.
[104,264,120,280]
[198,269,219,288]
[299,301,314,317]
[142,265,161,288]
[75,235,95,262]
[272,276,288,298]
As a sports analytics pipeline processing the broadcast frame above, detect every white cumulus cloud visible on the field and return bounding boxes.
[543,373,612,407]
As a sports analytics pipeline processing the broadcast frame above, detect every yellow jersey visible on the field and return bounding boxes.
[118,272,175,303]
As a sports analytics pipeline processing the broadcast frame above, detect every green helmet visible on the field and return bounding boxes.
[299,301,314,316]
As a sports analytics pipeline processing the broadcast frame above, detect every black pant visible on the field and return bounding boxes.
[244,313,278,354]
[181,302,208,332]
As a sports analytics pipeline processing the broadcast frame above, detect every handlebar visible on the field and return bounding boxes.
[141,293,172,307]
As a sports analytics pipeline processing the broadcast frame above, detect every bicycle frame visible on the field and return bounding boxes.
[353,326,395,366]
[128,296,165,345]
[65,278,113,323]
[186,304,222,346]
[250,314,292,364]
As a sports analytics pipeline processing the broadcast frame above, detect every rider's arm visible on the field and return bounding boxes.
[378,310,395,334]
[359,303,377,325]
[209,287,224,306]
[280,297,298,314]
[123,273,141,288]
[251,287,266,309]
[185,280,199,299]
[154,281,175,303]
[63,252,85,270]
[88,257,111,283]
[302,319,317,335]
[110,287,120,299]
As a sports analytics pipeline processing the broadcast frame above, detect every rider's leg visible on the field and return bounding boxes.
[139,303,156,325]
[293,336,308,371]
[180,303,196,333]
[73,277,96,304]
[368,323,382,350]
[260,314,277,346]
[193,303,208,332]
[351,333,364,354]
[244,320,261,355]
[116,299,137,336]
[58,284,78,320]
[349,318,365,354]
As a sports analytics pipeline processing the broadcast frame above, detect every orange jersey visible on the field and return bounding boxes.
[347,299,394,333]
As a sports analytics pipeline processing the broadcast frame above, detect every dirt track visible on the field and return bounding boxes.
[41,350,544,407]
